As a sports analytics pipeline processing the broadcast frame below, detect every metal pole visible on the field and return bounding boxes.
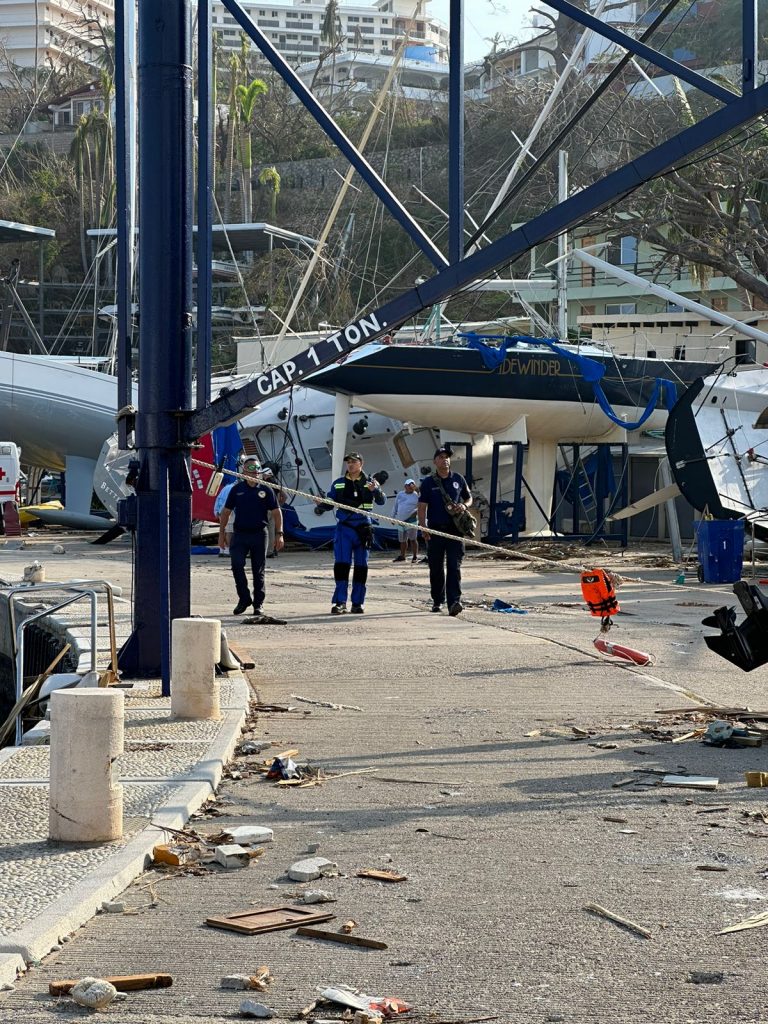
[37,241,44,340]
[557,150,568,340]
[196,0,213,408]
[119,0,194,685]
[115,0,135,450]
[448,0,464,265]
[743,0,758,92]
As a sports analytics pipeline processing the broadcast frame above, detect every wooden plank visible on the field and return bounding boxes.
[583,903,652,939]
[206,905,334,935]
[356,869,407,882]
[296,926,388,950]
[49,974,172,996]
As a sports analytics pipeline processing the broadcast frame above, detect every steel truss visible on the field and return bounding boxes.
[118,0,767,684]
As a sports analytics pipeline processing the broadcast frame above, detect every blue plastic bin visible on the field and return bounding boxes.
[696,519,744,584]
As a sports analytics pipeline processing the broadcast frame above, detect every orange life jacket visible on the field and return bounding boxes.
[580,567,619,619]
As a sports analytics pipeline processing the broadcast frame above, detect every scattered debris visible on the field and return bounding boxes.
[718,909,768,934]
[221,825,274,845]
[357,869,407,883]
[593,636,653,666]
[289,857,338,882]
[152,842,201,867]
[307,842,321,854]
[603,816,628,824]
[239,999,276,1018]
[618,828,638,835]
[589,742,619,750]
[697,865,729,872]
[414,827,467,841]
[101,901,125,914]
[696,806,730,814]
[687,971,724,984]
[583,903,652,939]
[70,978,118,1009]
[746,771,768,788]
[290,694,364,712]
[341,920,357,934]
[297,926,388,950]
[318,985,411,1017]
[240,741,272,755]
[301,890,336,904]
[267,756,300,780]
[242,613,287,625]
[221,968,272,992]
[214,844,264,869]
[662,775,719,791]
[252,703,296,713]
[490,598,528,614]
[206,905,335,935]
[50,974,172,996]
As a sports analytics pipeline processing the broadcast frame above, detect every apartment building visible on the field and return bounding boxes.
[0,1,113,77]
[212,0,448,66]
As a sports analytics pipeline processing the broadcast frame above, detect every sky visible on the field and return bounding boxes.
[429,0,534,61]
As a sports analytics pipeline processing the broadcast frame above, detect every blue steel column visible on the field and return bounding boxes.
[448,0,464,265]
[114,0,133,448]
[197,0,213,407]
[119,0,194,688]
[743,0,758,92]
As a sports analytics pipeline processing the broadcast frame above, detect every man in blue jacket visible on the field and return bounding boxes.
[326,451,385,615]
[417,446,472,616]
[218,458,284,615]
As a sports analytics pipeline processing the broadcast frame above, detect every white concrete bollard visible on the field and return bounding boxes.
[49,689,124,843]
[171,618,222,720]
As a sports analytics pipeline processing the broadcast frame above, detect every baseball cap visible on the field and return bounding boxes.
[434,446,452,458]
[344,451,363,462]
[404,478,416,485]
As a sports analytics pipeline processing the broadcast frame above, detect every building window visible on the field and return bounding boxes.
[666,301,684,312]
[620,235,638,265]
[605,303,637,315]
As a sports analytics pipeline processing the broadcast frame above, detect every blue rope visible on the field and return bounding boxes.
[461,333,676,430]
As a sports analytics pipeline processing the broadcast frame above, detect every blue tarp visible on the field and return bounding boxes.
[463,333,676,431]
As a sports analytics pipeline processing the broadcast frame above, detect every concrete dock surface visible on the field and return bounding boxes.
[1,535,767,1023]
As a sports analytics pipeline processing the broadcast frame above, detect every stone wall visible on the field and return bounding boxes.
[254,144,443,193]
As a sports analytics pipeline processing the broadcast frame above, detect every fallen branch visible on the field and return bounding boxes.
[718,909,768,934]
[583,903,652,939]
[290,693,363,712]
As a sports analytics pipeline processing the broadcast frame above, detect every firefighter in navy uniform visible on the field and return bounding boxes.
[325,451,386,615]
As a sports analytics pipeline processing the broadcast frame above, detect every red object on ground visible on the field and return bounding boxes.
[593,636,653,666]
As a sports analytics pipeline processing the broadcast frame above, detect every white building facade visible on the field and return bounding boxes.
[212,0,448,66]
[0,0,113,74]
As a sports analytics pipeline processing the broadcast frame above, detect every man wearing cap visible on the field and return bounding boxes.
[218,457,284,615]
[417,446,472,616]
[325,452,385,614]
[391,479,420,563]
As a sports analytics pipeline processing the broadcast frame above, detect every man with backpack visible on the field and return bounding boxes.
[417,446,473,617]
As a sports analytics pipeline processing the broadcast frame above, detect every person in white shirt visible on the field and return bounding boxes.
[391,479,420,563]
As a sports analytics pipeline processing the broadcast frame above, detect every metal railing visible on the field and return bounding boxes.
[3,580,120,746]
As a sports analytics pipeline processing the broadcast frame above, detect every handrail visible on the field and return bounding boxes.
[14,589,98,746]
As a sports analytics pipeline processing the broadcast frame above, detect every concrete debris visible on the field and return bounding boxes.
[215,844,261,869]
[152,842,201,867]
[101,901,125,914]
[222,968,272,991]
[0,983,15,992]
[52,544,65,554]
[222,825,274,845]
[288,857,338,882]
[239,999,276,1018]
[301,889,336,904]
[70,978,119,1009]
[307,842,321,853]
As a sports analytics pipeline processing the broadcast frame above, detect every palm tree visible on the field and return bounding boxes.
[258,166,281,223]
[235,78,267,223]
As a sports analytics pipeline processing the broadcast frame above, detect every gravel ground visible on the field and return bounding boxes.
[1,538,768,1022]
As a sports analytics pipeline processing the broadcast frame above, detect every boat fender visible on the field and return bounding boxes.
[580,567,620,633]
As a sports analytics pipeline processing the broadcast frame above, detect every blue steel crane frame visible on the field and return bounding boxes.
[118,0,766,688]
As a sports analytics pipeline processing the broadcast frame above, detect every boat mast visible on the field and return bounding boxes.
[557,151,569,341]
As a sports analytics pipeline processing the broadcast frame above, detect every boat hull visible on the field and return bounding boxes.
[310,343,715,440]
